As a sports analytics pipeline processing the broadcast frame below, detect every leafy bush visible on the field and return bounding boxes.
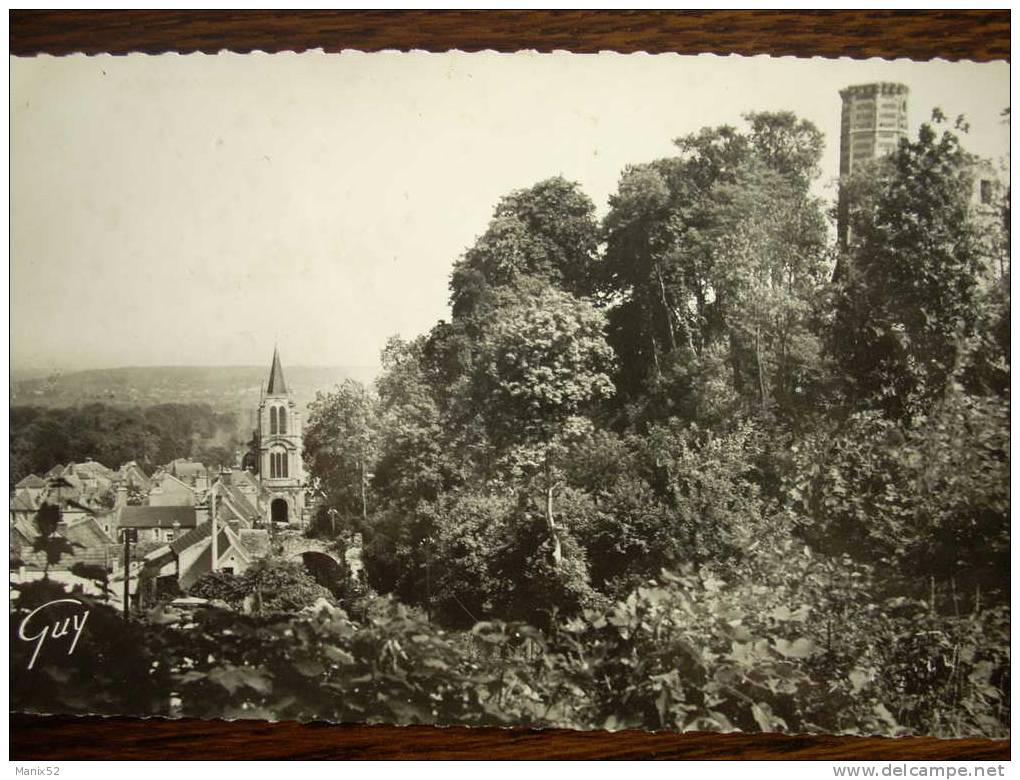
[424,490,599,629]
[10,565,1009,738]
[188,558,336,614]
[783,390,1009,604]
[188,569,251,605]
[639,421,784,573]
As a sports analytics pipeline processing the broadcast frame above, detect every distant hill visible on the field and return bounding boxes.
[10,365,381,423]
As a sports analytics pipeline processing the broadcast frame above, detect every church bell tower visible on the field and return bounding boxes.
[255,347,305,526]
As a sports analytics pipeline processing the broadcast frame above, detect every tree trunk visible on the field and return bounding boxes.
[728,330,744,397]
[755,324,768,408]
[654,263,678,352]
[648,327,662,379]
[359,454,368,522]
[546,483,562,567]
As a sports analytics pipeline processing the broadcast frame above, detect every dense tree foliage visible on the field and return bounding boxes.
[13,110,1008,738]
[600,113,831,426]
[301,111,1009,736]
[304,380,379,530]
[831,121,997,419]
[450,176,601,320]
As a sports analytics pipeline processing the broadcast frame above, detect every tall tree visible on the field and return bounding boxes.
[601,112,829,425]
[831,120,990,419]
[304,379,379,528]
[450,176,600,322]
[471,284,616,564]
[373,336,458,512]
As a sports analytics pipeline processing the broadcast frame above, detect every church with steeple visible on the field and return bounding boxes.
[245,348,306,526]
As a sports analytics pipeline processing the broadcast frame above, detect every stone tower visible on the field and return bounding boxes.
[255,347,305,526]
[837,82,910,247]
[839,82,909,177]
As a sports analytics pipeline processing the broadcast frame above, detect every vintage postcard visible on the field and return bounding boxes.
[9,50,1009,738]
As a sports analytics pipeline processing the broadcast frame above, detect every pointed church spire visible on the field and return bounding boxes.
[266,346,288,395]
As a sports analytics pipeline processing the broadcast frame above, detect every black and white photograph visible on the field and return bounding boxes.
[9,49,1010,740]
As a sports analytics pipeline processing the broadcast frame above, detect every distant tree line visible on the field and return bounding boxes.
[9,403,241,486]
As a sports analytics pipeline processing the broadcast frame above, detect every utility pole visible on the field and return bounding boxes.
[210,491,218,573]
[122,529,133,620]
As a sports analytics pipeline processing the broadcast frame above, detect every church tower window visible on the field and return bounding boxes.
[278,406,287,434]
[270,406,278,435]
[270,450,289,479]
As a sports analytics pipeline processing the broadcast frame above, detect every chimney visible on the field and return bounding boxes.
[116,485,128,509]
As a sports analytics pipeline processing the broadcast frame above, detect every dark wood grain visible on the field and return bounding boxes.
[9,8,1010,762]
[9,10,1010,60]
[8,714,1010,761]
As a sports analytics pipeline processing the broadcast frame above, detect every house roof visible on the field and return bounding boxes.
[64,515,116,549]
[146,521,253,591]
[214,482,259,523]
[47,469,81,487]
[30,495,100,515]
[10,526,33,567]
[237,529,271,558]
[214,494,246,525]
[225,468,258,491]
[140,544,175,572]
[180,527,249,590]
[117,462,153,491]
[169,459,208,478]
[11,515,37,543]
[15,474,47,489]
[11,515,116,572]
[10,490,41,513]
[266,347,288,395]
[73,460,116,480]
[169,520,217,555]
[168,518,258,553]
[118,505,198,530]
[38,487,80,508]
[228,485,259,518]
[152,471,196,493]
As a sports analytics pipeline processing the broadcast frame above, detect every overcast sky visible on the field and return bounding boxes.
[11,52,1009,373]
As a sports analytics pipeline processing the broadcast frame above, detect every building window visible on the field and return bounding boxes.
[165,531,175,542]
[980,179,993,205]
[278,406,287,435]
[270,450,289,479]
[269,406,278,435]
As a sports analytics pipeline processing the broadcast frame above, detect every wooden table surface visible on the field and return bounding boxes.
[9,9,1010,761]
